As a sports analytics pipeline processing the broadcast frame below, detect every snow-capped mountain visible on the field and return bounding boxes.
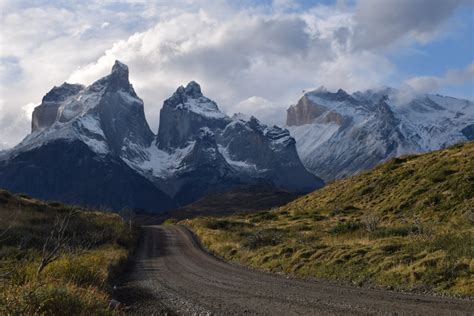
[0,61,322,211]
[123,79,322,205]
[287,86,474,181]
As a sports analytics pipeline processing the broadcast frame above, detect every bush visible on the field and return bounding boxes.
[330,205,360,217]
[243,229,284,249]
[361,214,381,232]
[249,212,278,223]
[204,219,252,230]
[0,282,111,315]
[370,225,421,239]
[330,221,362,235]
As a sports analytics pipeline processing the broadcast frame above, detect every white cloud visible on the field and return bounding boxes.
[233,96,284,125]
[404,63,474,94]
[66,7,392,133]
[353,0,469,49]
[21,102,39,121]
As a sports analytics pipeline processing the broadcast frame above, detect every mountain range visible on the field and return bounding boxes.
[0,61,322,212]
[287,86,474,181]
[1,61,472,212]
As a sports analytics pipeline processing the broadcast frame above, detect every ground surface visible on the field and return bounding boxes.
[116,225,473,315]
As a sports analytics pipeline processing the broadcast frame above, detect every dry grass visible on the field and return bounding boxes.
[0,191,136,314]
[186,141,474,297]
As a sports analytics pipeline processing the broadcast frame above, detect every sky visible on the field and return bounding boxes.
[0,0,473,149]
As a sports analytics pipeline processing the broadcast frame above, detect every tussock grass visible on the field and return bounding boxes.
[0,192,136,314]
[186,142,474,296]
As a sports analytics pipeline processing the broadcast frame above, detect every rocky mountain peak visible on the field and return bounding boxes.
[157,82,229,150]
[33,83,85,132]
[111,60,128,75]
[336,89,349,98]
[286,94,328,127]
[99,60,133,92]
[184,81,203,98]
[27,61,152,157]
[42,83,84,103]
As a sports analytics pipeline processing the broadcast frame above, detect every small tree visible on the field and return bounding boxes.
[36,209,78,276]
[361,213,381,232]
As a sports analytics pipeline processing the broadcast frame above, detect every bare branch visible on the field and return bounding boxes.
[36,208,80,276]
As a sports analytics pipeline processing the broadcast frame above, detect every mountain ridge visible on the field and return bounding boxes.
[287,86,474,181]
[0,61,322,212]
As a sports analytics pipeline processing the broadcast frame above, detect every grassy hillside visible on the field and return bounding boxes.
[0,190,137,314]
[186,141,474,296]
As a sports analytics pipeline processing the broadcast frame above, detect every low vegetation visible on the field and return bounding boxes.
[186,141,474,297]
[0,191,137,314]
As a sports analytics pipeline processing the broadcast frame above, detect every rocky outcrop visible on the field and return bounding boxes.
[156,81,230,150]
[32,83,84,132]
[94,61,154,157]
[287,95,328,126]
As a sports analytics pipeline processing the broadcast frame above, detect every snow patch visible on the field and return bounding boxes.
[217,144,259,171]
[125,142,196,178]
[183,97,228,119]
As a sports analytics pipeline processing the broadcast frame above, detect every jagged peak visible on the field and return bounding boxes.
[88,60,132,92]
[184,81,202,97]
[111,60,129,76]
[172,81,203,99]
[163,82,226,120]
[42,82,84,103]
[336,88,349,96]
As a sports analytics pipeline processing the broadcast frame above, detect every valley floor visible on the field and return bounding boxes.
[115,225,473,315]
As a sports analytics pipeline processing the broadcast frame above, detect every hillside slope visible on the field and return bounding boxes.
[187,141,474,296]
[0,190,135,314]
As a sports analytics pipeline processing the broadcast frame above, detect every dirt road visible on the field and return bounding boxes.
[116,225,473,315]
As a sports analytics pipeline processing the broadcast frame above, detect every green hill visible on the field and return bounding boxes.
[186,141,474,296]
[0,190,136,314]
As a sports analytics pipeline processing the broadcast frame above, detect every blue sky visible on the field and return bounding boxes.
[0,0,473,148]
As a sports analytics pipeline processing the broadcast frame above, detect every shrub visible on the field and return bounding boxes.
[0,282,111,315]
[243,229,284,249]
[330,221,362,235]
[361,214,381,232]
[370,225,421,239]
[204,219,252,230]
[249,212,278,223]
[310,214,326,221]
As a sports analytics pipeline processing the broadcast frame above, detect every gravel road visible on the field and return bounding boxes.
[116,225,473,315]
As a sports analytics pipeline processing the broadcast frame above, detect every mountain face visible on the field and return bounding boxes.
[287,86,474,181]
[124,80,323,206]
[0,61,322,212]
